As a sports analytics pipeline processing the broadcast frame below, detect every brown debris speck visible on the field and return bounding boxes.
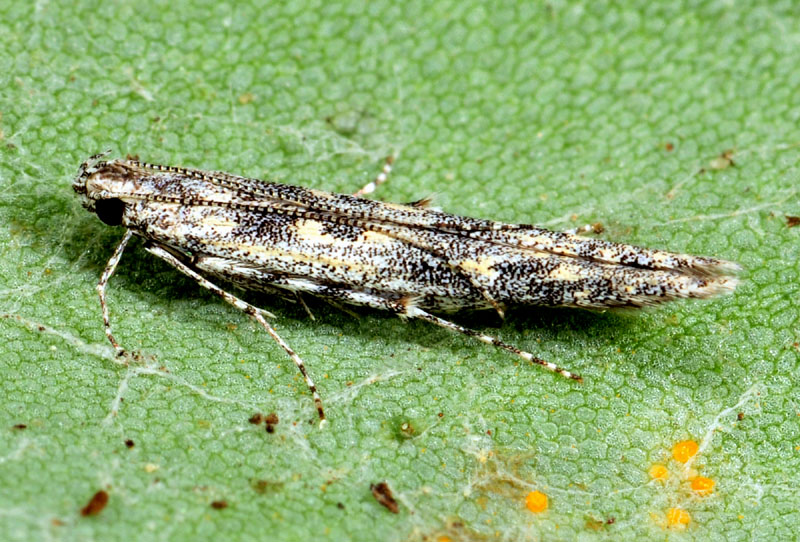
[265,412,279,433]
[248,413,264,425]
[80,490,109,517]
[12,424,27,430]
[124,439,135,448]
[737,412,745,421]
[210,500,228,510]
[786,215,800,228]
[370,482,399,514]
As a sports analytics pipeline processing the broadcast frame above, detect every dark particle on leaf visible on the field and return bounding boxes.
[607,517,615,525]
[664,142,674,151]
[786,216,800,228]
[12,424,27,430]
[211,500,228,510]
[80,490,109,517]
[337,502,345,510]
[124,439,134,448]
[370,482,399,514]
[737,412,744,421]
[264,412,279,433]
[249,413,264,425]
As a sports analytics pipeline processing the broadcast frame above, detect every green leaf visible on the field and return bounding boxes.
[1,1,798,540]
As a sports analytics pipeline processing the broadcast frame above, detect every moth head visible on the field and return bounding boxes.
[73,151,128,226]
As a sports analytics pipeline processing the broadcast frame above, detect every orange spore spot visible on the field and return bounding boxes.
[649,464,669,480]
[691,476,715,495]
[672,440,699,463]
[525,490,548,513]
[667,507,691,527]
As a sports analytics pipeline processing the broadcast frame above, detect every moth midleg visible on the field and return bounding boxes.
[564,223,604,236]
[143,243,327,426]
[97,229,134,356]
[565,224,594,235]
[352,156,394,197]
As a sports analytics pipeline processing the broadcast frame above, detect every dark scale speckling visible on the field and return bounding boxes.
[73,154,740,425]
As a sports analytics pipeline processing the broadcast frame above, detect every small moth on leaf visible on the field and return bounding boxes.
[73,152,739,426]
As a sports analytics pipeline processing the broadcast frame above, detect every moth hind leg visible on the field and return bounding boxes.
[285,283,582,383]
[402,300,583,383]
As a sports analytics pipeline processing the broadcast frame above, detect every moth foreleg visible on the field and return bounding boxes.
[143,244,327,427]
[402,302,583,383]
[97,230,134,356]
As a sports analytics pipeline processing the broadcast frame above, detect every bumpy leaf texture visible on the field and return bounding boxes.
[0,1,798,540]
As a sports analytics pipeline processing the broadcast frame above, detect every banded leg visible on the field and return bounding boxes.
[97,230,134,356]
[144,244,327,427]
[404,304,583,382]
[353,156,394,197]
[565,223,604,235]
[258,280,582,383]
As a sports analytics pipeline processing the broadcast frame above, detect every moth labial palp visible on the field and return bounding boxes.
[72,152,740,426]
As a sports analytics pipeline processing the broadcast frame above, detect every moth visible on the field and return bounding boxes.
[73,153,739,426]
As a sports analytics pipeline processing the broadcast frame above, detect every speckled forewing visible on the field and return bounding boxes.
[82,158,739,313]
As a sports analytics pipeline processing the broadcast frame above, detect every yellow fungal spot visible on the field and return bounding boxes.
[667,507,690,528]
[649,464,669,480]
[525,491,548,513]
[672,440,699,463]
[437,537,452,542]
[691,476,715,495]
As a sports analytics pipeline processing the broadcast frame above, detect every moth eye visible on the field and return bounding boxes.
[95,198,125,226]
